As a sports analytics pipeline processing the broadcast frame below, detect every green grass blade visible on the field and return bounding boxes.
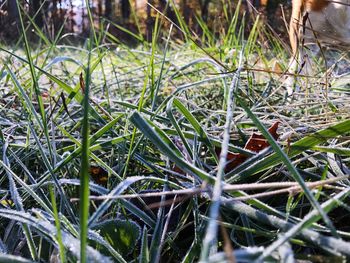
[0,254,36,263]
[0,209,112,262]
[256,188,350,261]
[49,186,66,263]
[236,96,339,238]
[15,0,52,162]
[88,176,159,226]
[130,111,216,184]
[139,227,150,263]
[228,119,350,182]
[80,62,92,263]
[172,98,219,163]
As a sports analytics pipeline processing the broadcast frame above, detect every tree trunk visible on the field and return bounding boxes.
[31,0,44,28]
[121,0,130,19]
[105,0,112,19]
[7,0,20,23]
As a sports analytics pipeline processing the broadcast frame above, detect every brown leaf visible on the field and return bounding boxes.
[90,165,108,187]
[218,121,280,172]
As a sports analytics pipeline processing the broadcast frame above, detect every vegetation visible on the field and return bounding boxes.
[0,0,350,262]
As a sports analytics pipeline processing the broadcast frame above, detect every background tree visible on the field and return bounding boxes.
[105,0,112,19]
[121,0,130,19]
[7,0,20,24]
[31,0,44,28]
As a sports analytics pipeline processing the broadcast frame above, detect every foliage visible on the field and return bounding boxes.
[0,0,350,262]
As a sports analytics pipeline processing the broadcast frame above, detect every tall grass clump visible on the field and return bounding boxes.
[0,0,350,262]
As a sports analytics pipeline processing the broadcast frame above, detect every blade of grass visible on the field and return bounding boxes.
[130,111,216,184]
[15,0,53,162]
[222,197,350,256]
[236,96,339,238]
[166,99,194,159]
[80,70,92,263]
[49,186,66,263]
[0,209,112,262]
[88,176,160,226]
[255,187,350,261]
[139,226,150,263]
[227,119,350,183]
[149,185,166,263]
[200,48,243,261]
[28,124,77,223]
[0,254,36,263]
[172,98,219,163]
[1,136,38,260]
[121,13,163,180]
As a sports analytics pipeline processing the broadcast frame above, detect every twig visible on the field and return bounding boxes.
[70,176,348,203]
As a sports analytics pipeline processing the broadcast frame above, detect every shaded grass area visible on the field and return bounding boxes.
[0,2,350,263]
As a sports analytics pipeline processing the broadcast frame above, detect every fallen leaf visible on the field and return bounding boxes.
[90,165,108,187]
[218,121,280,172]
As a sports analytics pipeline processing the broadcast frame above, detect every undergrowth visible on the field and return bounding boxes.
[0,1,350,262]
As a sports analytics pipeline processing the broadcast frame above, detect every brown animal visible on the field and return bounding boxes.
[290,0,350,55]
[288,0,350,93]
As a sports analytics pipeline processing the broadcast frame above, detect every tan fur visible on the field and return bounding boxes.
[290,0,350,54]
[289,0,331,58]
[286,0,350,94]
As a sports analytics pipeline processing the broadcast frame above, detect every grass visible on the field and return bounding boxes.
[0,1,350,262]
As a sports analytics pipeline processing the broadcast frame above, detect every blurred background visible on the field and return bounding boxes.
[0,0,291,44]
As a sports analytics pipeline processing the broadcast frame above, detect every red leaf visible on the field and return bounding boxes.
[245,121,280,153]
[218,121,280,172]
[90,166,108,187]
